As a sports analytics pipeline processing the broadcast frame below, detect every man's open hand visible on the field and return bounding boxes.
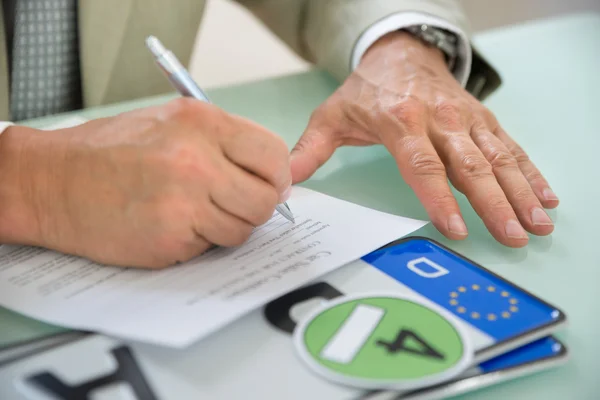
[290,31,558,247]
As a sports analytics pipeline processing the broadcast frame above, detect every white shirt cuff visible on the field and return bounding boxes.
[351,12,472,88]
[0,122,13,136]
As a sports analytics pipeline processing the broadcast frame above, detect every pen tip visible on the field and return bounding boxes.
[276,204,295,223]
[145,36,166,55]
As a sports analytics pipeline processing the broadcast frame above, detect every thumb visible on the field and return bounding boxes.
[290,126,338,183]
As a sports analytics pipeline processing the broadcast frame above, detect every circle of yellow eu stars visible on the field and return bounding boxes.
[449,284,519,321]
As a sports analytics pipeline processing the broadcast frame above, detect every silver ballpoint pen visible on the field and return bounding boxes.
[145,36,295,223]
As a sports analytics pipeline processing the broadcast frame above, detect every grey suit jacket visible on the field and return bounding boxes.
[0,0,501,121]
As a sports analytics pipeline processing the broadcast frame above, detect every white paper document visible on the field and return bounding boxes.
[0,187,427,348]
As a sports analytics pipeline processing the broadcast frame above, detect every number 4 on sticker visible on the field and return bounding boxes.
[294,293,474,390]
[376,329,445,360]
[317,304,445,365]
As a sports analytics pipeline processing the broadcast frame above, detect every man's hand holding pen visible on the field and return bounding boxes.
[0,99,292,269]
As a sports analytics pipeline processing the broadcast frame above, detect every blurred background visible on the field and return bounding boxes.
[188,0,600,88]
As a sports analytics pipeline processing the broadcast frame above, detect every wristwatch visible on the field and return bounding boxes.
[404,24,459,71]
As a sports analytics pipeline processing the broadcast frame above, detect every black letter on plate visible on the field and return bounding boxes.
[26,346,157,400]
[263,282,343,334]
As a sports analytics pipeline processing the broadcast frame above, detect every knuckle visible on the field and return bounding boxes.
[458,154,493,179]
[470,118,488,134]
[486,195,510,213]
[291,135,309,154]
[435,101,462,116]
[512,187,535,203]
[257,190,279,224]
[149,200,212,262]
[488,149,518,170]
[388,96,425,125]
[408,151,446,177]
[155,197,195,231]
[429,193,457,209]
[242,186,278,226]
[177,241,210,263]
[524,169,544,184]
[292,129,322,154]
[512,149,530,164]
[434,100,469,128]
[158,143,220,185]
[226,224,254,247]
[150,237,197,270]
[478,106,499,128]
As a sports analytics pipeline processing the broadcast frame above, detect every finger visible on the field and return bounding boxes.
[220,117,292,201]
[438,132,529,247]
[290,123,339,184]
[116,229,213,270]
[394,136,469,240]
[494,127,559,209]
[194,197,255,248]
[210,161,279,227]
[375,102,467,239]
[471,128,554,236]
[431,100,531,247]
[157,235,213,269]
[379,98,468,239]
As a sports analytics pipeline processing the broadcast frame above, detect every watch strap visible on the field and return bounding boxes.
[404,24,459,71]
[402,25,501,101]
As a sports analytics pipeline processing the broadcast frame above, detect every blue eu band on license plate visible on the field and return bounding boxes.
[396,335,567,400]
[361,237,565,346]
[477,335,565,373]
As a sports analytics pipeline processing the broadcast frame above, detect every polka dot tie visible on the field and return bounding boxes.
[9,0,82,121]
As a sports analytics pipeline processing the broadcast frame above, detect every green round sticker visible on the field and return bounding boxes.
[293,292,473,390]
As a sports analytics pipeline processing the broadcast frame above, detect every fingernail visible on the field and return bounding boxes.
[505,219,528,239]
[543,188,559,201]
[281,186,292,202]
[531,207,553,226]
[448,214,468,236]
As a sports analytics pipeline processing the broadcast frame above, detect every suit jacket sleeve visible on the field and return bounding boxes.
[232,0,501,101]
